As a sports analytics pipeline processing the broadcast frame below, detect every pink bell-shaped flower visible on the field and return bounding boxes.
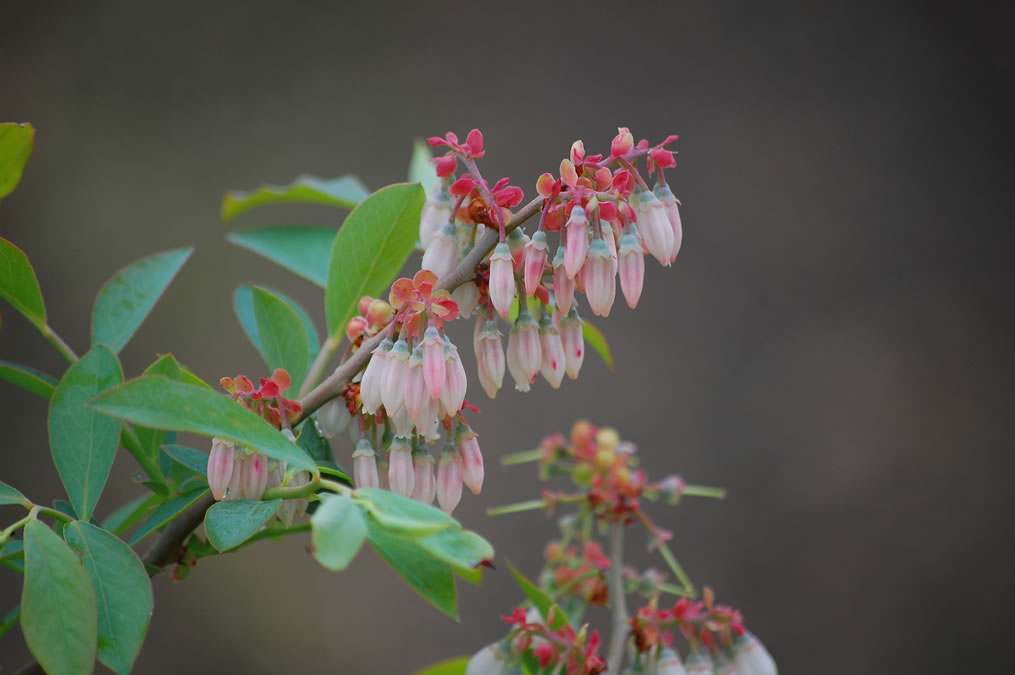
[224,451,246,500]
[381,335,410,415]
[450,280,480,319]
[359,337,391,415]
[618,229,645,309]
[404,344,429,424]
[510,309,542,386]
[552,245,574,315]
[411,447,436,504]
[538,316,566,389]
[207,437,235,501]
[560,309,585,379]
[421,221,460,281]
[440,339,467,416]
[488,242,515,318]
[583,238,615,317]
[317,397,352,439]
[654,183,683,263]
[387,436,415,497]
[352,438,379,489]
[733,632,777,675]
[422,321,446,400]
[419,191,452,246]
[455,422,484,494]
[389,401,415,438]
[564,206,589,278]
[635,189,675,266]
[436,444,464,514]
[477,319,506,398]
[241,452,269,500]
[523,230,548,297]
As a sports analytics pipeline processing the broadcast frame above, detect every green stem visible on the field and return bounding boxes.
[605,524,629,673]
[32,506,73,524]
[487,494,584,517]
[40,324,78,363]
[656,540,695,598]
[262,480,320,501]
[681,484,726,499]
[501,448,542,465]
[318,477,353,496]
[0,510,37,545]
[657,582,694,597]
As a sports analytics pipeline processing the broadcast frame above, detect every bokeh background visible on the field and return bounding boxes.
[2,1,1012,673]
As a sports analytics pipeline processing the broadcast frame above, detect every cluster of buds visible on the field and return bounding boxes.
[219,367,302,428]
[541,539,611,606]
[628,592,776,675]
[475,607,605,675]
[343,294,397,345]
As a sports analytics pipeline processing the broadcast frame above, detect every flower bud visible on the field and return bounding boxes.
[360,337,392,415]
[611,126,634,158]
[241,452,269,500]
[733,632,777,675]
[436,444,464,514]
[358,295,375,317]
[411,447,436,504]
[389,401,415,437]
[404,344,429,424]
[225,451,246,500]
[207,437,235,501]
[366,298,395,325]
[538,316,566,389]
[583,238,615,317]
[278,470,310,526]
[477,319,506,398]
[654,183,683,263]
[465,642,512,675]
[352,438,379,489]
[419,191,453,246]
[441,339,467,416]
[552,245,575,315]
[656,647,687,675]
[417,392,441,441]
[421,221,460,280]
[345,316,367,342]
[450,280,480,319]
[317,397,352,439]
[508,310,541,391]
[618,229,645,309]
[523,230,549,297]
[455,422,484,494]
[381,335,410,415]
[422,321,446,400]
[560,309,585,380]
[683,647,713,674]
[387,436,414,497]
[635,189,674,266]
[488,242,515,318]
[564,206,589,278]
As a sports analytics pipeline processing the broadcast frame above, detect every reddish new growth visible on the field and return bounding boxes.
[630,588,746,656]
[219,368,301,429]
[544,540,611,606]
[502,608,606,675]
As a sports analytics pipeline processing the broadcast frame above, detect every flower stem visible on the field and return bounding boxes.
[656,540,695,598]
[681,484,726,499]
[500,448,542,465]
[606,524,629,673]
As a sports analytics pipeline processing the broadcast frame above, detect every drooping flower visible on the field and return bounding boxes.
[733,632,777,675]
[381,335,410,415]
[538,315,566,389]
[488,242,516,318]
[441,339,468,416]
[241,452,269,500]
[403,343,429,424]
[207,437,235,501]
[455,422,484,494]
[618,228,646,309]
[421,221,460,281]
[419,191,453,246]
[654,183,683,263]
[552,245,575,315]
[450,280,480,319]
[359,337,392,415]
[411,447,436,504]
[388,436,415,498]
[422,321,446,400]
[635,189,675,266]
[523,230,549,297]
[436,443,464,514]
[317,396,352,438]
[583,238,615,317]
[564,206,589,278]
[352,438,379,489]
[561,309,585,380]
[477,318,506,398]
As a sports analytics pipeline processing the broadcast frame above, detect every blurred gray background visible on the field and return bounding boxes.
[2,1,1012,673]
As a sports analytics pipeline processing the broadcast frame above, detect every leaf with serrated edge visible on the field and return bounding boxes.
[222,174,368,222]
[64,521,153,674]
[49,345,123,520]
[325,183,424,337]
[311,494,366,571]
[0,237,46,328]
[88,375,315,472]
[21,520,97,675]
[205,499,281,551]
[91,247,193,353]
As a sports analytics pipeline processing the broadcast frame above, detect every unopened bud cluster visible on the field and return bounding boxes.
[206,436,310,524]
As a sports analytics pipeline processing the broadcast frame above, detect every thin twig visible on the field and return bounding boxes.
[605,524,629,673]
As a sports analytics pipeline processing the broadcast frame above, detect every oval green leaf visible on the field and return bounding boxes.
[365,516,457,619]
[0,236,46,329]
[205,499,281,551]
[417,528,494,583]
[0,122,34,200]
[100,493,159,536]
[582,320,614,370]
[249,285,310,392]
[228,226,335,287]
[1,479,29,507]
[0,360,58,399]
[408,139,439,195]
[87,375,316,472]
[234,284,319,373]
[325,183,425,337]
[128,487,208,546]
[161,444,209,476]
[0,604,19,639]
[506,559,570,631]
[356,486,458,537]
[222,174,368,222]
[49,345,124,520]
[21,519,98,675]
[91,247,193,353]
[311,493,366,571]
[64,521,153,675]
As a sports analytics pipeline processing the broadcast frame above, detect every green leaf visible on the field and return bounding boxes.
[0,236,46,329]
[1,540,24,561]
[204,499,281,551]
[100,493,159,535]
[311,493,366,571]
[365,517,457,619]
[228,226,335,287]
[64,521,153,674]
[88,375,316,472]
[408,139,438,195]
[356,486,458,536]
[21,519,98,675]
[0,122,34,200]
[506,560,570,630]
[417,528,494,583]
[582,320,614,370]
[0,479,29,507]
[296,417,347,477]
[249,285,310,392]
[91,247,193,353]
[143,352,211,389]
[128,487,208,546]
[234,284,320,372]
[222,174,368,222]
[48,345,124,520]
[161,444,209,476]
[413,657,470,675]
[0,360,58,399]
[325,183,425,337]
[0,604,19,639]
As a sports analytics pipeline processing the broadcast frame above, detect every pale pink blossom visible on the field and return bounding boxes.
[583,238,615,317]
[317,397,351,438]
[381,336,410,415]
[538,318,566,389]
[387,437,414,497]
[352,439,379,489]
[411,449,436,504]
[560,310,585,379]
[359,337,391,415]
[564,206,589,278]
[421,221,459,280]
[552,246,575,315]
[733,632,777,675]
[421,321,446,400]
[488,242,515,318]
[477,319,506,398]
[450,280,480,319]
[241,452,269,500]
[403,344,429,424]
[655,183,683,263]
[419,192,452,246]
[455,423,484,494]
[207,437,235,501]
[436,445,464,514]
[440,339,467,416]
[618,229,645,309]
[635,190,675,266]
[523,230,549,297]
[509,310,542,388]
